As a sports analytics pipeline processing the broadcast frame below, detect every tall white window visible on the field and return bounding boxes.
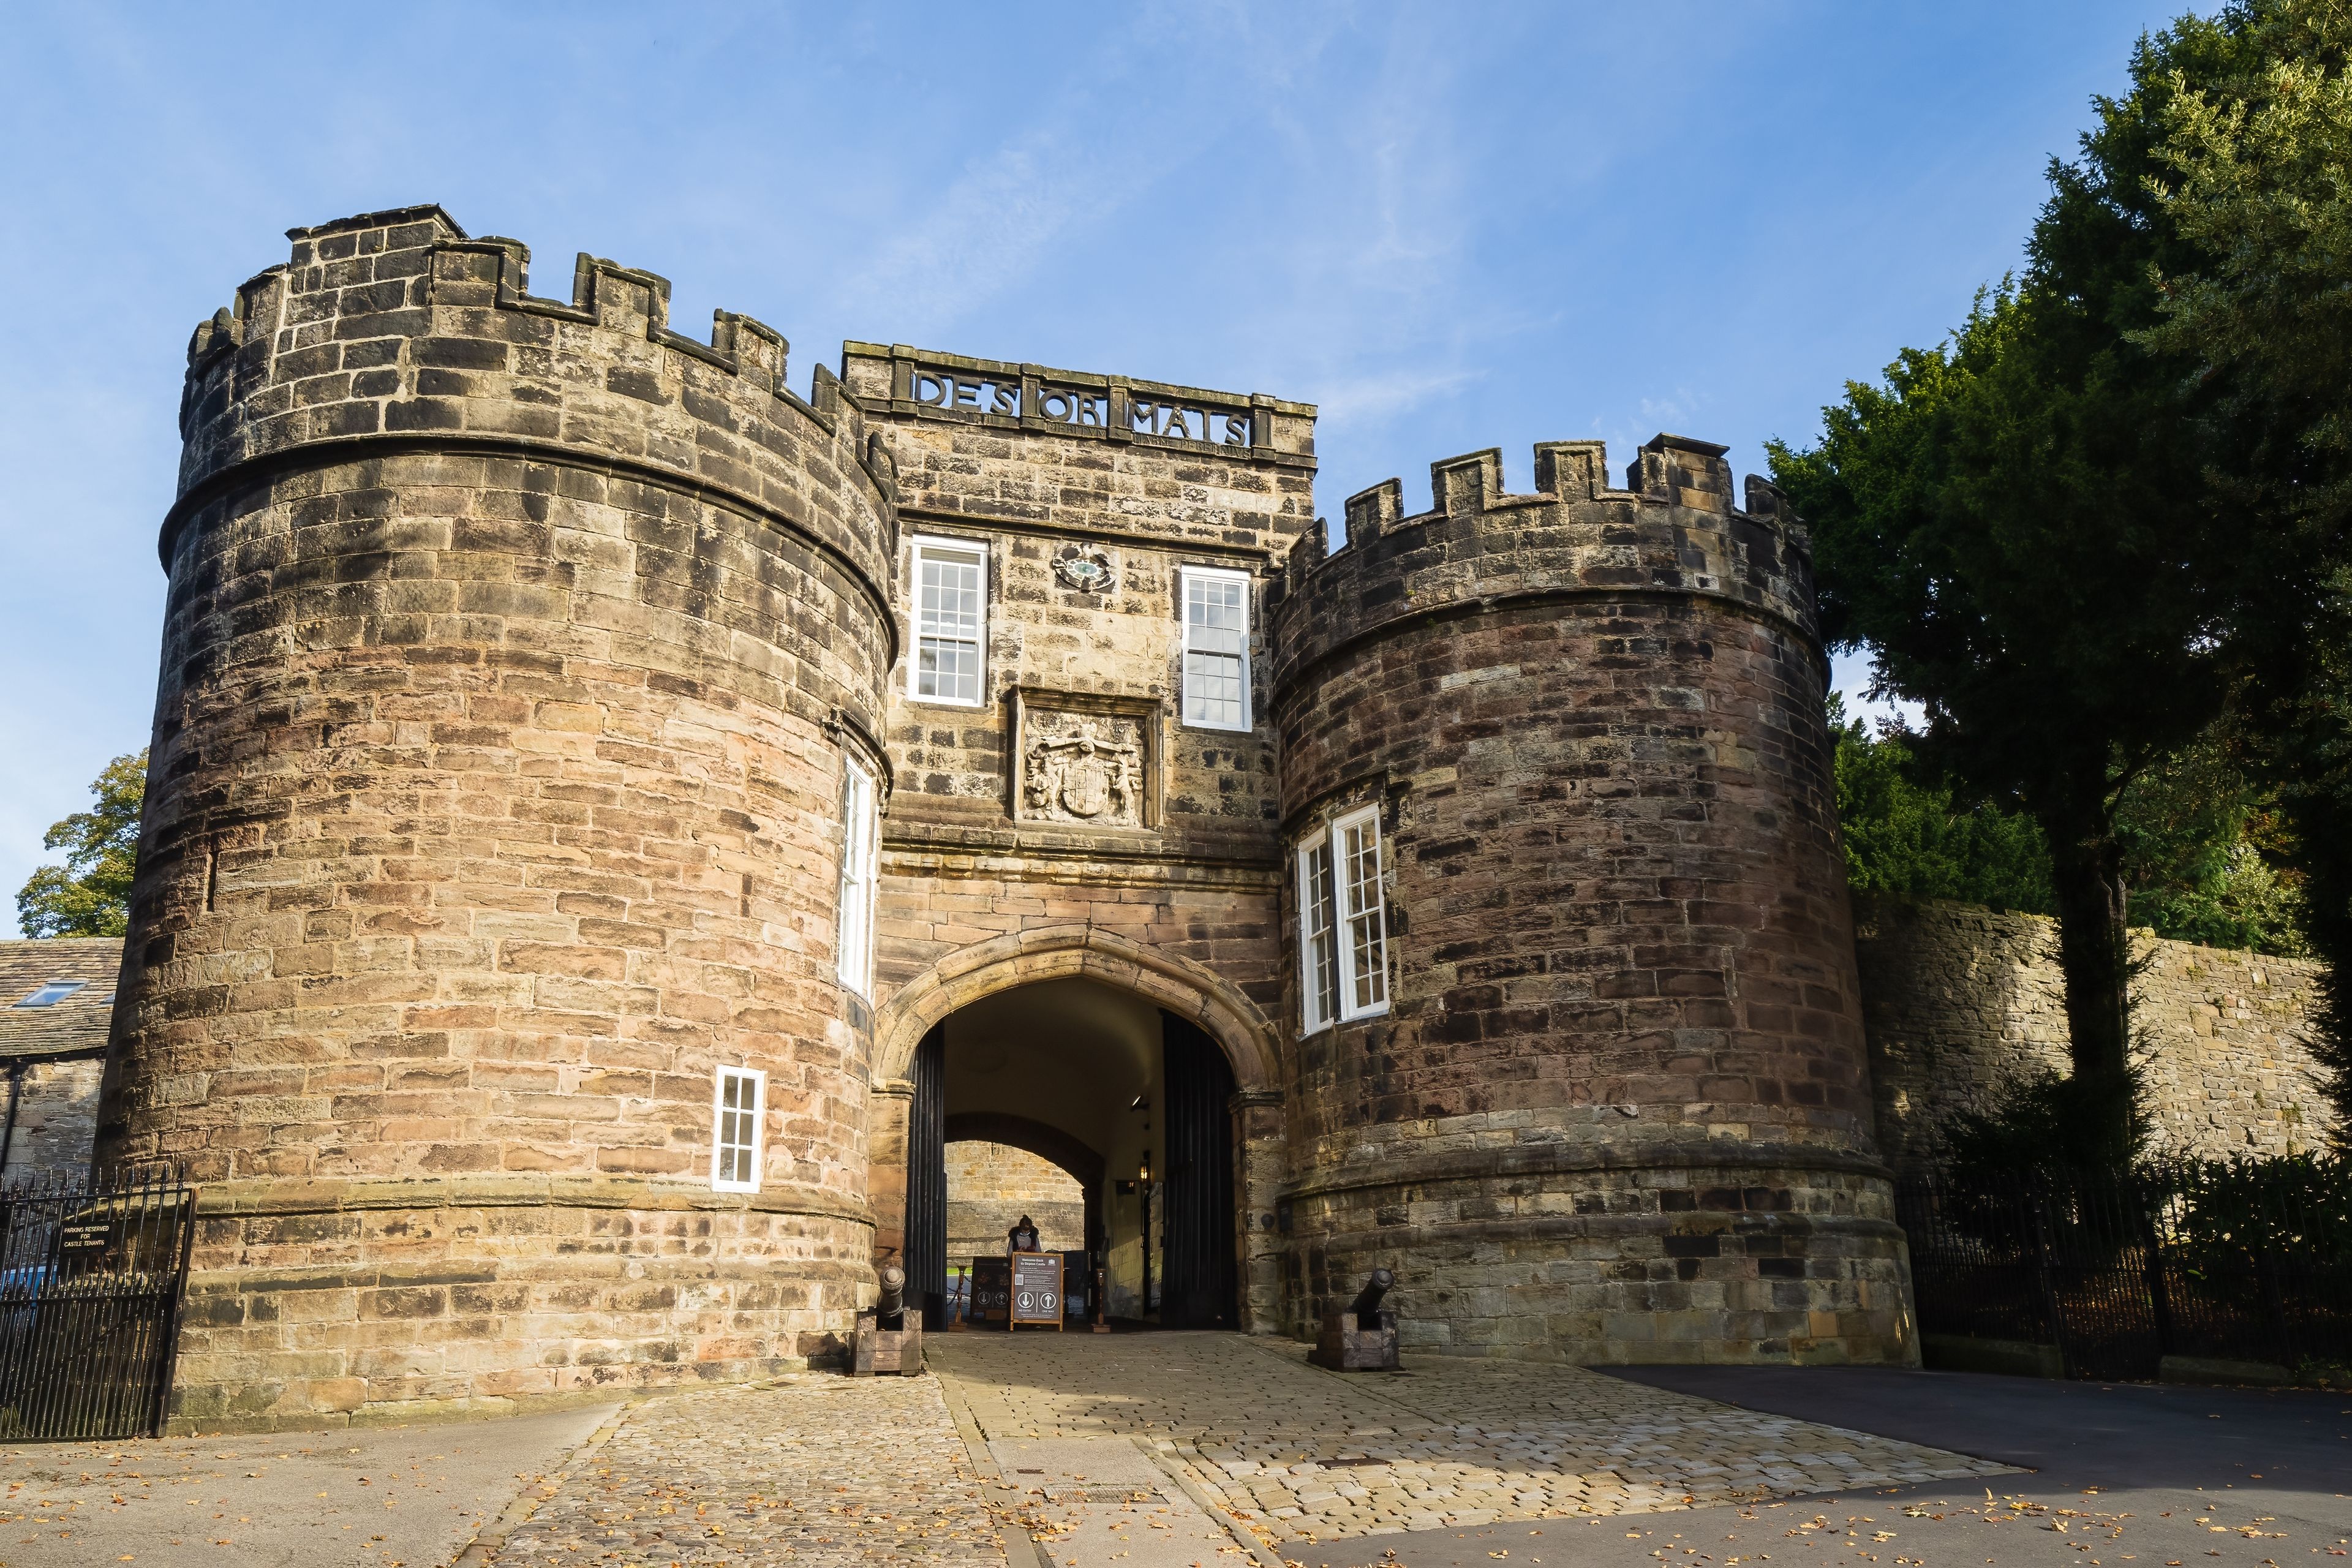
[1298,804,1387,1029]
[711,1066,766,1193]
[911,537,987,705]
[837,756,879,997]
[1298,831,1339,1031]
[1180,566,1251,730]
[1338,807,1389,1016]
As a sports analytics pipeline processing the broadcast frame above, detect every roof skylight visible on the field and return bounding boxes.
[12,981,86,1009]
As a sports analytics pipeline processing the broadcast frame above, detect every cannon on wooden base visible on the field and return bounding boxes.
[852,1265,925,1376]
[1308,1268,1400,1372]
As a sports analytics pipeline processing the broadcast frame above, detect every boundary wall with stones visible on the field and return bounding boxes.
[1265,435,1915,1365]
[106,206,897,1430]
[1855,896,2338,1168]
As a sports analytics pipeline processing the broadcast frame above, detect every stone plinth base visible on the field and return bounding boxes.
[165,1178,873,1433]
[1283,1147,1917,1366]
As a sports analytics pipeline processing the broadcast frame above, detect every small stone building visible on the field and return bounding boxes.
[0,938,116,1187]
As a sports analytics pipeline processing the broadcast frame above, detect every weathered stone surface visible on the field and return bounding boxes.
[1267,440,1910,1365]
[113,206,895,1426]
[1856,896,2338,1166]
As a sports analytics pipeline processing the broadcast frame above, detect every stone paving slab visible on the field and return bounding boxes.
[985,1438,1254,1568]
[480,1375,1006,1567]
[0,1401,612,1567]
[931,1333,2013,1553]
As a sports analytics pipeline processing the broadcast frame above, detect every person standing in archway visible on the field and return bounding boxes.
[1007,1215,1040,1253]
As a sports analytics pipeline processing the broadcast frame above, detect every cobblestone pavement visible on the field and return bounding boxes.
[931,1332,2013,1553]
[481,1374,1007,1567]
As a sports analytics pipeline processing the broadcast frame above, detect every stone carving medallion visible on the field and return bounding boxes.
[1052,546,1117,594]
[1022,712,1147,827]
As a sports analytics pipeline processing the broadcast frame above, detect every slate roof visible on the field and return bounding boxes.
[0,938,122,1060]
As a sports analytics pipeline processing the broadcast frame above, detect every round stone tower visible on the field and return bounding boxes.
[104,206,898,1428]
[1268,435,1914,1365]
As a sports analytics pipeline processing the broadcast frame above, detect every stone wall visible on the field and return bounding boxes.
[112,206,895,1430]
[2,1058,104,1186]
[1265,438,1913,1366]
[945,1140,1085,1260]
[1856,897,2337,1168]
[845,342,1315,1332]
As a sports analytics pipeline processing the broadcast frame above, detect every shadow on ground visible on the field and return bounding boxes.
[1304,1367,2352,1568]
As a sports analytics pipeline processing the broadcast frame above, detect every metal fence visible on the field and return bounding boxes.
[1896,1161,2352,1381]
[0,1169,195,1440]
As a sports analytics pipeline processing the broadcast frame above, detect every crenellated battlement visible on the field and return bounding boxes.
[168,206,896,608]
[1268,433,1815,693]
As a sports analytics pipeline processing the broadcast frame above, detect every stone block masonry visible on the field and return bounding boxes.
[1856,896,2337,1167]
[115,204,1956,1430]
[110,206,896,1428]
[1267,439,1913,1366]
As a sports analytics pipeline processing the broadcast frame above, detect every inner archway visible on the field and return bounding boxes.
[910,976,1240,1330]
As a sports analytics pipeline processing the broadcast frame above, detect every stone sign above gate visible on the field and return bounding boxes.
[1011,689,1161,832]
[842,342,1316,469]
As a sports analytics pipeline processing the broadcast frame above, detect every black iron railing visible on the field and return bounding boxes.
[0,1168,195,1440]
[1896,1159,2351,1381]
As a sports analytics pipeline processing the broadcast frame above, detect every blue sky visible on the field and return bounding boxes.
[0,1,2199,932]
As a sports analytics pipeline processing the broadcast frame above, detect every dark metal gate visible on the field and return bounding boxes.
[1897,1163,2352,1381]
[0,1168,195,1440]
[905,1026,948,1329]
[1161,1013,1237,1330]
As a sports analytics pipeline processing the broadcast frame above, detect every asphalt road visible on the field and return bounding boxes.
[1308,1367,2352,1568]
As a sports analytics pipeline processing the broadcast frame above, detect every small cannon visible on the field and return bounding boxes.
[851,1263,925,1376]
[1308,1267,1400,1372]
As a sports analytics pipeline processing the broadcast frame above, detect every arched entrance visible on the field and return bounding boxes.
[869,928,1283,1334]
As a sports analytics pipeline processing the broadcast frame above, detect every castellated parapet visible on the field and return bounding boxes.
[1267,435,1915,1365]
[108,206,897,1428]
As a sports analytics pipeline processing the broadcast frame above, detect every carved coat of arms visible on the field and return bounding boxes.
[1024,720,1142,823]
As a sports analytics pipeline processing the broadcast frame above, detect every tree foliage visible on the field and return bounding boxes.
[15,751,146,939]
[1831,699,2054,914]
[2136,0,2352,1117]
[1833,703,2307,954]
[1771,10,2289,1156]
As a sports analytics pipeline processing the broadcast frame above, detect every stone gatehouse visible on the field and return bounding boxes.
[102,205,1913,1430]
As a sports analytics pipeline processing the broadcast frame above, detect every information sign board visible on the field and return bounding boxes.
[1011,1252,1063,1330]
[968,1257,1009,1325]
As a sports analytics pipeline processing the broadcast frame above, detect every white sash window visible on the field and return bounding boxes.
[1180,565,1251,731]
[1298,804,1387,1028]
[711,1066,766,1193]
[837,756,879,997]
[911,537,987,706]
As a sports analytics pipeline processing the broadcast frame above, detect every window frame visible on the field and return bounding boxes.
[1297,827,1339,1033]
[837,755,880,998]
[1177,564,1253,733]
[710,1065,767,1194]
[1297,803,1389,1030]
[1335,805,1389,1019]
[12,981,85,1009]
[907,534,990,708]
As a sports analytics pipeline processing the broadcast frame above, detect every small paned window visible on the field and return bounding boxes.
[1338,807,1389,1016]
[1298,831,1340,1031]
[837,756,880,997]
[712,1066,766,1193]
[1180,566,1251,731]
[12,981,85,1009]
[911,537,987,706]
